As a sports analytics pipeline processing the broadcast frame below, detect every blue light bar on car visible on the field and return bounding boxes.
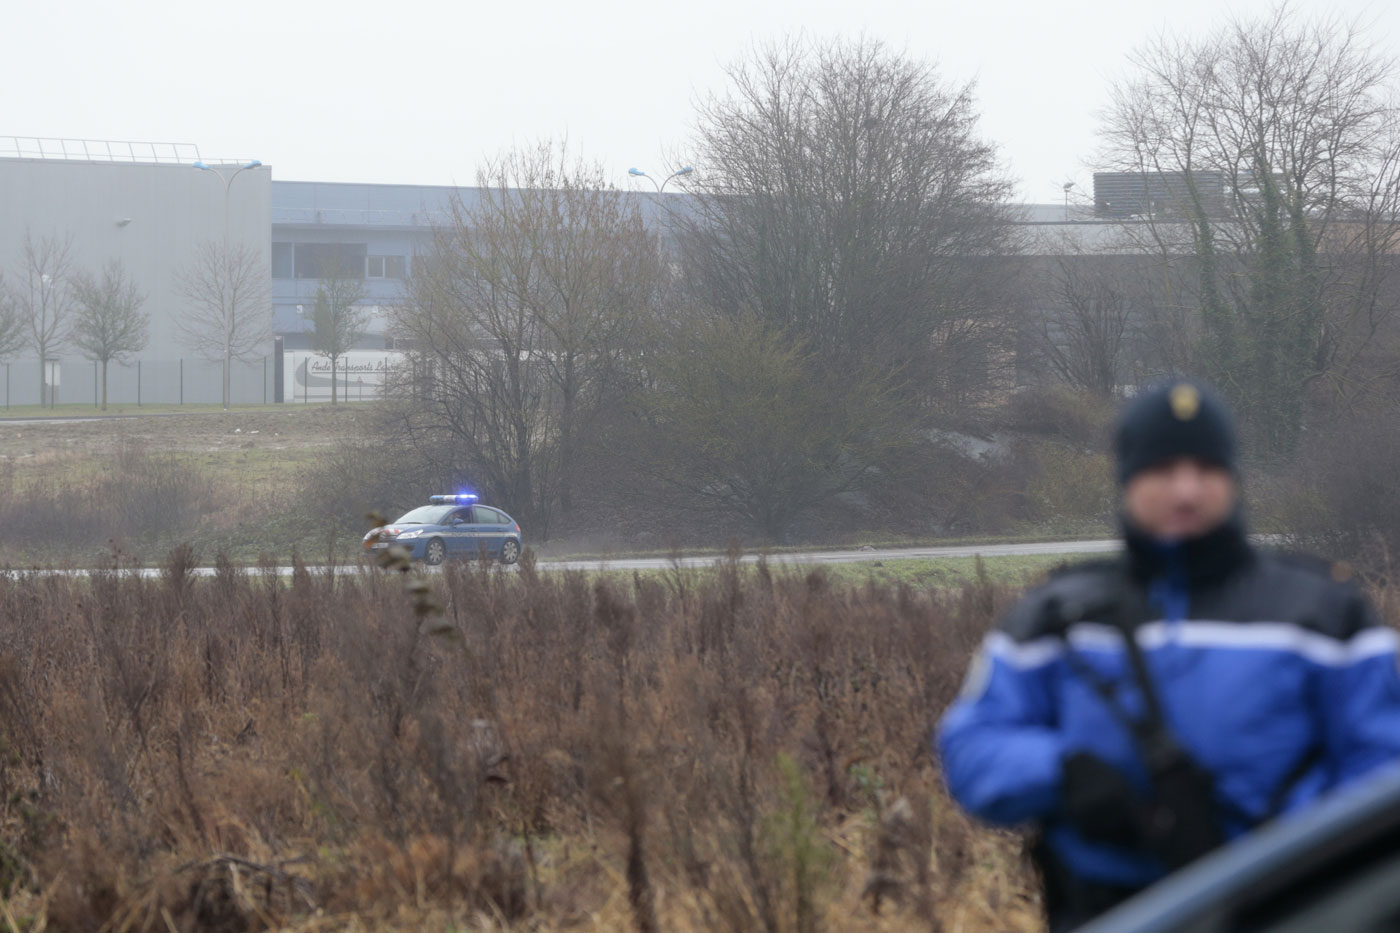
[428,494,479,504]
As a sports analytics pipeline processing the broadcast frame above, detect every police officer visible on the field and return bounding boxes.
[937,381,1400,931]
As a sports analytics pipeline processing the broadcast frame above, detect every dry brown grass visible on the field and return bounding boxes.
[0,549,1042,932]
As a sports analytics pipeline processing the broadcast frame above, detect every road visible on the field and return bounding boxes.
[539,539,1121,573]
[3,539,1121,578]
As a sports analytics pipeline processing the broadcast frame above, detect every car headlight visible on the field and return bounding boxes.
[395,529,424,539]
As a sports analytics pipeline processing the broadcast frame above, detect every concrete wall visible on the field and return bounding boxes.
[0,158,272,401]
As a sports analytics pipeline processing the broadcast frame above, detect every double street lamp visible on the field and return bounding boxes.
[193,158,264,410]
[628,165,693,194]
[194,159,265,245]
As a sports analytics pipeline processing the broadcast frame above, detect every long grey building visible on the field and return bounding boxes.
[0,136,1116,407]
[0,140,271,405]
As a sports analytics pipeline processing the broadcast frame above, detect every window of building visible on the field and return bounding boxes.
[366,255,406,279]
[294,243,368,279]
[272,243,293,279]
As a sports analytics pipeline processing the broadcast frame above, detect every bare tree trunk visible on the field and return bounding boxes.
[223,353,231,410]
[331,356,338,405]
[101,359,108,411]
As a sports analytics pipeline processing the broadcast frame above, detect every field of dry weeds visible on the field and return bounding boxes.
[0,407,358,565]
[0,549,1043,932]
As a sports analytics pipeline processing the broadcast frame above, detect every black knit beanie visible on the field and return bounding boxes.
[1114,380,1237,485]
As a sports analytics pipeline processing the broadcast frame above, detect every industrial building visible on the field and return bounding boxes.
[0,136,1117,406]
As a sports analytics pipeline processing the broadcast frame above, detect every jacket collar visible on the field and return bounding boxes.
[1121,511,1254,586]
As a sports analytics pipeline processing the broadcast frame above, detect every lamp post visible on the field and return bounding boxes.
[39,273,54,407]
[194,159,264,245]
[628,165,693,194]
[194,158,263,411]
[1063,181,1076,222]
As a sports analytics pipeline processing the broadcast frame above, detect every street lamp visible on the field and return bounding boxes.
[194,159,265,245]
[39,274,54,407]
[628,165,693,194]
[1062,181,1076,222]
[194,158,264,410]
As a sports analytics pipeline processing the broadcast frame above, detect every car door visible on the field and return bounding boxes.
[472,506,508,556]
[1081,768,1400,933]
[444,507,475,555]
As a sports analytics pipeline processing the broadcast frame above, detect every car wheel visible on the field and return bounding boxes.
[500,539,520,565]
[424,538,447,566]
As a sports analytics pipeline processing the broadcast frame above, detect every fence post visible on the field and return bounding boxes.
[263,356,267,405]
[93,360,97,408]
[137,360,141,406]
[180,358,183,405]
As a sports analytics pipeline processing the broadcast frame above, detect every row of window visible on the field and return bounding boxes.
[272,243,409,280]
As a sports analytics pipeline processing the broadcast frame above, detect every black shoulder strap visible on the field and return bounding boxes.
[1054,563,1259,829]
[1050,564,1169,752]
[1108,574,1184,772]
[1266,743,1324,819]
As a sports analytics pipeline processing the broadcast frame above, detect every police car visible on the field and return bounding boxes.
[363,494,523,565]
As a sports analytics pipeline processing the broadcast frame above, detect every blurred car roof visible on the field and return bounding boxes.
[1081,764,1400,932]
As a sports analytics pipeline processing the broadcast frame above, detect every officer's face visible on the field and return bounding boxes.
[1123,457,1237,542]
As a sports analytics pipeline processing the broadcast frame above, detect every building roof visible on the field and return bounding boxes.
[270,179,686,229]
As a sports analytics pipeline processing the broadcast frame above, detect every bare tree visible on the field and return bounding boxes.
[637,312,904,540]
[177,241,271,410]
[0,275,25,362]
[1026,230,1178,398]
[1101,4,1400,458]
[309,257,368,405]
[392,142,663,534]
[680,37,1017,409]
[1036,257,1133,398]
[70,260,148,410]
[13,232,75,405]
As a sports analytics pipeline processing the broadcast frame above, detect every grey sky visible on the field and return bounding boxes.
[5,0,1397,202]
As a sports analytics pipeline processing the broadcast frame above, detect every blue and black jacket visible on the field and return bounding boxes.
[937,516,1400,894]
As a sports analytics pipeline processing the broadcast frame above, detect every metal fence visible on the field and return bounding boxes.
[0,357,279,408]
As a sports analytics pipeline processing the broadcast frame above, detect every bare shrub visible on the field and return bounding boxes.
[101,442,214,540]
[0,442,213,555]
[1012,441,1117,533]
[0,550,1047,930]
[1004,387,1116,449]
[864,439,1022,538]
[296,407,462,538]
[1258,397,1400,573]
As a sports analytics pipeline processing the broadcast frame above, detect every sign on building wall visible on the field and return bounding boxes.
[283,350,405,403]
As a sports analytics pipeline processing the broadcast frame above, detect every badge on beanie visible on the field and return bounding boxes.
[1170,383,1201,421]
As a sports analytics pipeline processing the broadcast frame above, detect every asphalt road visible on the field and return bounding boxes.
[539,538,1121,573]
[4,539,1121,578]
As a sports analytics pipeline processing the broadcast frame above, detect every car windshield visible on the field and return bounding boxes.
[393,506,455,525]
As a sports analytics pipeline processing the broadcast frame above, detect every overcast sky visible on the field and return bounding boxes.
[4,0,1397,203]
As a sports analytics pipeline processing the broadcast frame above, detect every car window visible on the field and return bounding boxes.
[450,509,473,524]
[1232,829,1400,932]
[394,506,454,525]
[1084,771,1400,933]
[474,507,504,524]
